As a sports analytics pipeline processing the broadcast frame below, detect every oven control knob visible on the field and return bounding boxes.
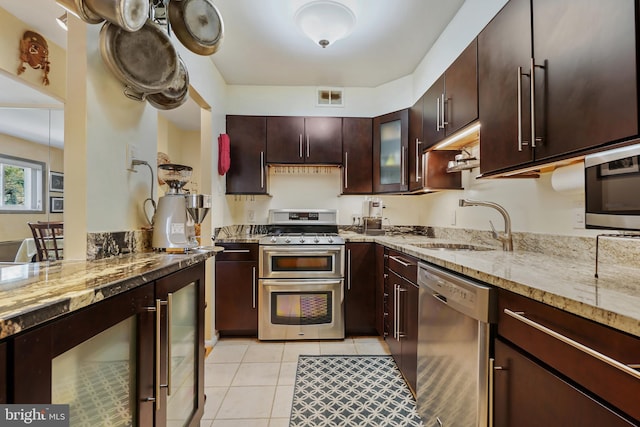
[328,236,334,243]
[299,237,305,243]
[270,236,277,243]
[314,237,320,243]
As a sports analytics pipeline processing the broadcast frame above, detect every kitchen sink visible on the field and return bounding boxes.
[409,243,496,251]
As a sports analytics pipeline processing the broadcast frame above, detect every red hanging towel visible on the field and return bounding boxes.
[218,133,231,175]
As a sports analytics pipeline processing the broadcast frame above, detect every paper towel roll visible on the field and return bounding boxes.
[551,162,584,193]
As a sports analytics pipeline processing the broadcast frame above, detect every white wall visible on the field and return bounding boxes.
[223,0,600,238]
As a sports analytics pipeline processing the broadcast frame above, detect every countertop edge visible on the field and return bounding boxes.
[215,235,640,337]
[0,248,222,340]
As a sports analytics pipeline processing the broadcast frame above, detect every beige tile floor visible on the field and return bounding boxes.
[200,336,391,427]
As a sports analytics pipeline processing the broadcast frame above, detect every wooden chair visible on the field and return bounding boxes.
[28,222,64,261]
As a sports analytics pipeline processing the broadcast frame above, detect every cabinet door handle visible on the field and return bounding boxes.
[306,135,310,158]
[389,255,413,267]
[436,97,441,131]
[299,134,303,158]
[252,266,256,308]
[347,249,352,291]
[397,286,407,338]
[530,58,537,148]
[517,66,525,152]
[393,284,399,340]
[166,293,173,396]
[260,151,265,189]
[401,146,406,186]
[415,138,421,182]
[504,309,640,380]
[441,93,448,128]
[344,152,349,189]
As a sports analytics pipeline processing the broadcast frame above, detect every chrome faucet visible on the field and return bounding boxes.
[458,199,513,251]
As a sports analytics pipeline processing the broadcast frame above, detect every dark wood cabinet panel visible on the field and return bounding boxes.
[494,339,637,427]
[373,109,409,193]
[478,0,533,174]
[444,38,478,136]
[215,243,258,336]
[497,289,640,422]
[375,244,386,337]
[531,0,637,160]
[305,117,343,164]
[266,116,305,164]
[226,115,267,194]
[409,95,424,191]
[422,39,478,150]
[385,249,419,394]
[479,0,638,175]
[267,116,342,164]
[345,243,377,336]
[422,75,446,149]
[342,117,373,194]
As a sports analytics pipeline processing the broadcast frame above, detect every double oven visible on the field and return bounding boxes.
[258,209,345,340]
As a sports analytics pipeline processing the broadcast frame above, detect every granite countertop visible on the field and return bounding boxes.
[0,247,222,339]
[346,233,640,338]
[216,232,640,337]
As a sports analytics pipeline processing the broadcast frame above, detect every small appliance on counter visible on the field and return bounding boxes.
[152,163,211,252]
[362,197,385,235]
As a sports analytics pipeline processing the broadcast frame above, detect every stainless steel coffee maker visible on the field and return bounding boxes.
[152,164,211,251]
[362,197,385,235]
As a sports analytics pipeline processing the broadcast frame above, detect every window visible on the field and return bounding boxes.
[0,154,45,213]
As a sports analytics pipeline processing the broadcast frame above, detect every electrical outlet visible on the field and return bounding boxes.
[572,208,585,229]
[248,209,256,223]
[351,214,360,225]
[451,209,457,226]
[126,144,139,170]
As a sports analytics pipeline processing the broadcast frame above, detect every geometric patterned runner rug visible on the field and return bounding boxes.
[290,355,424,427]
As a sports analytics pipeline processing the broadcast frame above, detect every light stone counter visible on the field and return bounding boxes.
[213,224,640,337]
[0,248,221,339]
[347,233,640,338]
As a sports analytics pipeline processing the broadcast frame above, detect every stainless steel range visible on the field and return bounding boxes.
[258,209,345,340]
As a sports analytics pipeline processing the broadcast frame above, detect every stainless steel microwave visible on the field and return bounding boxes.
[585,143,640,230]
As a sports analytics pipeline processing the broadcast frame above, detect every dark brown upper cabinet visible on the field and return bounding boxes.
[342,117,373,194]
[373,109,409,193]
[226,115,267,194]
[266,116,342,164]
[479,0,638,176]
[408,94,425,192]
[423,39,479,150]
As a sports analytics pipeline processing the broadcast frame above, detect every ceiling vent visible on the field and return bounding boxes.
[317,88,344,107]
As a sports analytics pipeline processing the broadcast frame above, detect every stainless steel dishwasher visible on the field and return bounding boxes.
[416,262,496,427]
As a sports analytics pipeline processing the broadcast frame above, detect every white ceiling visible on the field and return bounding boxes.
[0,0,466,145]
[210,0,465,87]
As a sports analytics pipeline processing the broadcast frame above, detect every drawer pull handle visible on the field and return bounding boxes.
[504,308,640,380]
[389,255,413,267]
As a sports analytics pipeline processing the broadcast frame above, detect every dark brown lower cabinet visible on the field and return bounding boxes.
[215,243,258,336]
[345,243,376,336]
[11,263,206,427]
[495,289,640,426]
[385,250,419,394]
[0,341,5,404]
[494,339,637,427]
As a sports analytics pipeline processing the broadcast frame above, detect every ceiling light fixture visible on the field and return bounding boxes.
[294,0,356,48]
[56,12,68,31]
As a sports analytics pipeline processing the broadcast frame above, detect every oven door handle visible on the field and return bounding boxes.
[262,247,342,256]
[260,278,344,287]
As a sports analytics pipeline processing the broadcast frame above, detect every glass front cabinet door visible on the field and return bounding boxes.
[373,109,409,193]
[10,262,206,427]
